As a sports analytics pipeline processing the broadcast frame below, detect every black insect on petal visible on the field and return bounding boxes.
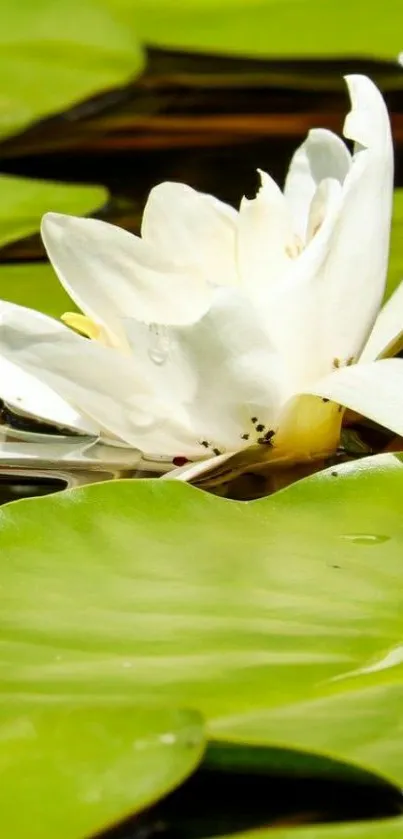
[241,433,250,440]
[212,448,221,456]
[256,423,265,432]
[201,440,210,448]
[258,429,275,446]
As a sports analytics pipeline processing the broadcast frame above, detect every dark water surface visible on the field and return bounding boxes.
[97,756,403,837]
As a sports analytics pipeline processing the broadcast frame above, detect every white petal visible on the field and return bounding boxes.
[121,319,196,412]
[41,213,211,332]
[343,74,390,150]
[125,287,286,454]
[0,355,98,435]
[0,301,196,453]
[141,182,239,286]
[269,75,394,389]
[305,358,403,437]
[284,128,351,242]
[172,288,286,451]
[237,170,293,301]
[360,281,403,362]
[6,287,286,461]
[305,177,342,243]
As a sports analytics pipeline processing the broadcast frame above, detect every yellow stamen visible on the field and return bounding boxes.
[61,312,101,341]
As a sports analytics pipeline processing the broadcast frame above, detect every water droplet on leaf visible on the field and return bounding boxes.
[160,732,176,745]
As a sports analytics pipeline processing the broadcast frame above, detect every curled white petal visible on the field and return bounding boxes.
[268,74,394,389]
[142,181,238,286]
[305,358,403,438]
[284,128,351,242]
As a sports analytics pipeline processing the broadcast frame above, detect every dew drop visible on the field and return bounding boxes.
[148,323,170,365]
[340,533,390,545]
[160,732,176,745]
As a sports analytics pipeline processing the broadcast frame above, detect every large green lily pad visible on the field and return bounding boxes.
[2,454,403,788]
[0,0,143,141]
[113,0,403,61]
[0,703,204,839]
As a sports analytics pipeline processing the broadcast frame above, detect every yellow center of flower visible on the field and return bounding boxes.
[61,312,101,341]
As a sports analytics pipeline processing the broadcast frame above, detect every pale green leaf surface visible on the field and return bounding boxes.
[2,455,403,785]
[0,703,204,839]
[0,0,143,140]
[109,0,403,61]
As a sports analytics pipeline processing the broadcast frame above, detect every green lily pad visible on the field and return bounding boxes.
[0,0,143,141]
[113,0,403,61]
[0,174,106,249]
[387,189,403,298]
[2,454,403,788]
[0,703,204,839]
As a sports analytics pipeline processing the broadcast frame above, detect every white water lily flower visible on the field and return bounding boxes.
[1,74,403,481]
